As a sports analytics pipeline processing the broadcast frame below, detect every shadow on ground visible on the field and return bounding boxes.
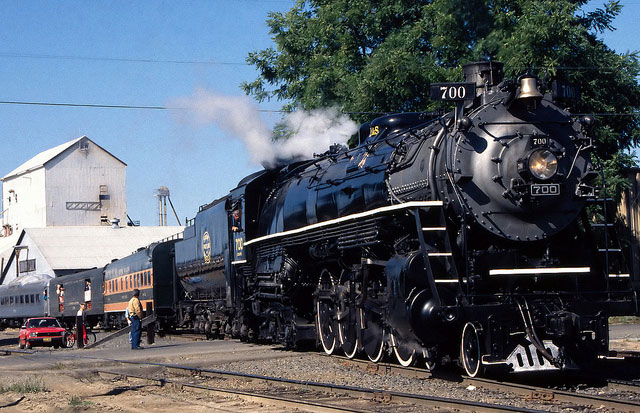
[0,337,18,346]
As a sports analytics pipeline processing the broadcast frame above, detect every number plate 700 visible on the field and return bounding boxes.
[531,184,560,196]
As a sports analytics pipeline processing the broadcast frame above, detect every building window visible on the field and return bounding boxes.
[18,259,36,273]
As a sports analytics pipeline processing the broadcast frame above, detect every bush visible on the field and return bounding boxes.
[0,377,47,394]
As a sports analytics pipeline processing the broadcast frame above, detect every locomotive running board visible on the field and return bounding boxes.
[245,201,443,246]
[489,267,590,276]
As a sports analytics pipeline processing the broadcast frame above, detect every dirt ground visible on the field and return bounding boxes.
[1,326,639,412]
[0,331,296,412]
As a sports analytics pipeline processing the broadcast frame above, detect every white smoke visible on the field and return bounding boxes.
[169,89,358,168]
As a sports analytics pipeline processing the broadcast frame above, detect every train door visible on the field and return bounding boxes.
[44,282,51,316]
[84,279,92,310]
[152,240,179,316]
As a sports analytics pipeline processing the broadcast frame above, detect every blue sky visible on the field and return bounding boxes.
[0,0,638,226]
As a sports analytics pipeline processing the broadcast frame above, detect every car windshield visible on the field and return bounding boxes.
[27,318,61,328]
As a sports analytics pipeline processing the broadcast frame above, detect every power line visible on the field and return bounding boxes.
[1,52,638,73]
[0,52,247,66]
[0,99,637,117]
[0,100,167,110]
[0,100,285,113]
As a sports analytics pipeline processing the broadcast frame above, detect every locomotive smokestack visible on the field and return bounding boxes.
[463,61,504,98]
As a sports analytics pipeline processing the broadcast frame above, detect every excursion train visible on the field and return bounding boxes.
[1,62,638,377]
[0,239,180,330]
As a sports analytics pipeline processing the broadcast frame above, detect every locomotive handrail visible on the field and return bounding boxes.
[244,200,443,246]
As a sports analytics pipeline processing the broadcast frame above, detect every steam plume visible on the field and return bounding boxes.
[170,89,358,168]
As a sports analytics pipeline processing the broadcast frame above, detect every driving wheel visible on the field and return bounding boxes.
[315,270,337,355]
[361,305,385,362]
[461,322,483,377]
[390,331,416,367]
[337,282,360,359]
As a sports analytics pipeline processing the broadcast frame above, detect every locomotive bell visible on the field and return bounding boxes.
[516,75,543,101]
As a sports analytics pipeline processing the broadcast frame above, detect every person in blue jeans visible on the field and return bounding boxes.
[125,307,132,344]
[127,289,143,349]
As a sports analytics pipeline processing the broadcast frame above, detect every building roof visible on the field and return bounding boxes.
[1,136,127,181]
[5,226,183,273]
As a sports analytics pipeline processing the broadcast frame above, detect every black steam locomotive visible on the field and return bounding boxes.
[173,61,638,376]
[4,62,638,377]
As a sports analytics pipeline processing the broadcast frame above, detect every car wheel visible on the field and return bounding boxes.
[19,339,25,349]
[53,344,60,349]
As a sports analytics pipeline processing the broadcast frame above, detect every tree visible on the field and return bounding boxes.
[243,0,639,151]
[243,0,640,193]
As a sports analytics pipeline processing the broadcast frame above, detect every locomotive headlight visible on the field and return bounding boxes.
[528,149,558,180]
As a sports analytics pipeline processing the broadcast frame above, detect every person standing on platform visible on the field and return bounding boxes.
[127,289,143,349]
[76,303,87,345]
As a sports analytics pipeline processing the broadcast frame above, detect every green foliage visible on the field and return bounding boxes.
[244,0,640,148]
[595,151,637,203]
[244,0,640,199]
[0,377,47,394]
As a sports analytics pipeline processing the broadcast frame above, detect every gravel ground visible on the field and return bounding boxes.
[0,327,638,412]
[218,353,585,412]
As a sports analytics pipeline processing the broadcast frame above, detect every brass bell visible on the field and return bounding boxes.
[516,75,543,101]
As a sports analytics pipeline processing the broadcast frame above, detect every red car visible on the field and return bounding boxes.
[19,317,66,349]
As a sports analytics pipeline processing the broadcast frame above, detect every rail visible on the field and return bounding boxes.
[95,364,533,412]
[329,355,640,412]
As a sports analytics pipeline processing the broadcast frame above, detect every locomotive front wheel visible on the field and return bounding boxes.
[361,306,385,362]
[316,299,337,355]
[461,322,483,377]
[390,331,416,367]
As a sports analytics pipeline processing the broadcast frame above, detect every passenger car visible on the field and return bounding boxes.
[18,317,65,349]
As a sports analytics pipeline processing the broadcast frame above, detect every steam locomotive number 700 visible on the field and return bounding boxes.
[430,82,476,101]
[530,184,560,196]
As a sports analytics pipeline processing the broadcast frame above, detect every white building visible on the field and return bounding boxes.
[1,136,127,235]
[0,226,183,285]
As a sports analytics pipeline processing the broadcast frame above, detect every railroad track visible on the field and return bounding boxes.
[0,348,534,411]
[3,344,639,411]
[331,356,640,412]
[604,349,640,360]
[94,364,537,412]
[0,348,34,356]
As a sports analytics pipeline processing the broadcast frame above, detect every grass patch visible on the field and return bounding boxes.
[52,362,69,370]
[610,316,640,325]
[0,377,47,394]
[68,395,93,407]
